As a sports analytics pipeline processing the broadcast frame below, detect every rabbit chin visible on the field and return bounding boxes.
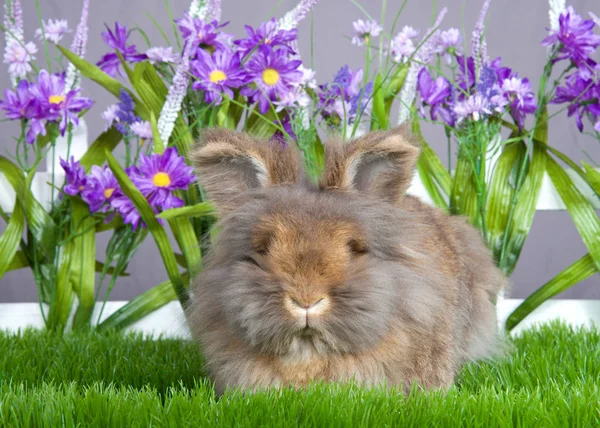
[283,332,331,362]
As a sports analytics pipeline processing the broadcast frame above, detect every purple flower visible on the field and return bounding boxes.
[146,46,179,64]
[65,0,90,90]
[111,194,142,230]
[101,104,119,129]
[35,19,70,43]
[176,14,230,53]
[29,70,93,135]
[234,18,297,57]
[97,22,147,77]
[3,40,37,79]
[500,77,537,130]
[241,45,302,114]
[130,121,152,140]
[318,65,366,124]
[453,93,491,123]
[417,68,454,126]
[456,55,476,91]
[191,48,246,105]
[0,79,35,120]
[595,120,600,132]
[351,19,383,46]
[81,165,121,213]
[390,26,419,63]
[435,28,462,63]
[542,6,600,65]
[552,74,599,131]
[129,147,196,211]
[59,156,87,196]
[107,89,140,135]
[349,81,373,120]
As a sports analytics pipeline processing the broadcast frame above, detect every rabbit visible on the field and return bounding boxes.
[186,125,506,394]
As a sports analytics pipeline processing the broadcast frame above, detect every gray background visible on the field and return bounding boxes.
[1,0,599,302]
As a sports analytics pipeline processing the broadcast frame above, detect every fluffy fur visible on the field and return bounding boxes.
[186,126,506,394]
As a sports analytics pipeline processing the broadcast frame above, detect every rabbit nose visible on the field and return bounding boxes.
[292,298,324,311]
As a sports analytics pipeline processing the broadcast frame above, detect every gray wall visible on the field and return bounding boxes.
[1,0,599,302]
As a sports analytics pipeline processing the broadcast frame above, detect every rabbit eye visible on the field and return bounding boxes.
[242,256,262,268]
[348,239,368,255]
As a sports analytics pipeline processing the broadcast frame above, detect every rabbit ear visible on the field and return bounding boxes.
[190,128,301,216]
[319,124,420,204]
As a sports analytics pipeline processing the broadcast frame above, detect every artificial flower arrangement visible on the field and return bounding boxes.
[0,0,598,333]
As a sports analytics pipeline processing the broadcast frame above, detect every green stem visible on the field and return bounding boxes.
[34,0,52,73]
[350,37,371,138]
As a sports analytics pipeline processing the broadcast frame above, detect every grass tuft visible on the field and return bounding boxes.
[1,322,599,427]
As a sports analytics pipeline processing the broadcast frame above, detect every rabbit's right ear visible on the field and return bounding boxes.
[189,129,300,217]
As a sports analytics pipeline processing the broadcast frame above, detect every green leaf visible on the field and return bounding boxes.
[169,216,202,280]
[416,160,448,211]
[450,149,478,223]
[96,215,123,232]
[71,199,97,329]
[106,151,188,305]
[245,108,278,138]
[0,201,25,280]
[150,111,165,154]
[486,140,526,264]
[384,63,409,115]
[97,275,184,331]
[581,161,600,195]
[95,261,129,276]
[6,251,29,271]
[79,127,123,171]
[506,253,597,331]
[413,120,452,203]
[47,237,75,332]
[157,202,215,220]
[371,74,387,130]
[500,108,548,275]
[0,156,57,260]
[546,154,600,271]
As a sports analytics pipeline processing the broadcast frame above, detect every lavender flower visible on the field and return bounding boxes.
[278,0,319,31]
[501,77,537,129]
[101,104,119,130]
[0,79,34,120]
[146,46,179,64]
[417,68,454,125]
[130,147,196,211]
[435,28,462,63]
[35,19,70,43]
[453,93,491,123]
[235,18,297,57]
[176,14,230,53]
[113,89,140,135]
[319,65,365,124]
[59,156,87,196]
[81,165,121,213]
[241,45,302,114]
[97,22,147,77]
[3,0,25,86]
[349,81,374,120]
[65,0,90,90]
[3,40,37,80]
[351,19,383,46]
[542,6,600,65]
[157,39,195,143]
[390,26,419,63]
[191,48,246,105]
[472,0,491,77]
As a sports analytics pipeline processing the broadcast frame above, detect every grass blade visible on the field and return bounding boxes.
[0,200,25,280]
[157,202,214,220]
[79,127,123,171]
[506,253,597,331]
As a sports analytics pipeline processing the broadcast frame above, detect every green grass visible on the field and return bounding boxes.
[1,322,599,427]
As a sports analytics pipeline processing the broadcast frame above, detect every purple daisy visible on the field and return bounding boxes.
[500,77,537,130]
[552,74,600,131]
[111,194,143,230]
[241,45,302,114]
[0,79,35,120]
[59,156,87,196]
[351,19,383,46]
[453,93,491,123]
[191,48,247,105]
[176,14,230,53]
[542,6,600,65]
[234,18,297,57]
[81,165,121,213]
[130,121,152,140]
[390,26,419,63]
[3,40,37,80]
[435,28,462,63]
[146,46,179,64]
[97,22,147,77]
[129,147,196,211]
[417,68,454,126]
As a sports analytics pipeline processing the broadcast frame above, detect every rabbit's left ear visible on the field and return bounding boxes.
[319,124,420,204]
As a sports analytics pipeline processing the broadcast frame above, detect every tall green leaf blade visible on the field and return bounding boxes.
[450,150,478,223]
[149,111,165,154]
[546,155,600,271]
[105,151,188,305]
[486,141,525,264]
[97,275,183,331]
[581,161,600,195]
[169,217,202,280]
[47,240,74,332]
[371,74,387,130]
[157,202,214,220]
[0,201,25,280]
[71,199,97,329]
[7,251,29,271]
[506,253,597,331]
[416,160,448,211]
[79,127,123,170]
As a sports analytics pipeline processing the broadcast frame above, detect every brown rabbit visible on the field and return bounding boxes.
[186,125,506,394]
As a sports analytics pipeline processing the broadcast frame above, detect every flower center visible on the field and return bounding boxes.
[103,188,115,199]
[209,70,227,83]
[262,68,280,86]
[49,95,65,105]
[152,172,171,187]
